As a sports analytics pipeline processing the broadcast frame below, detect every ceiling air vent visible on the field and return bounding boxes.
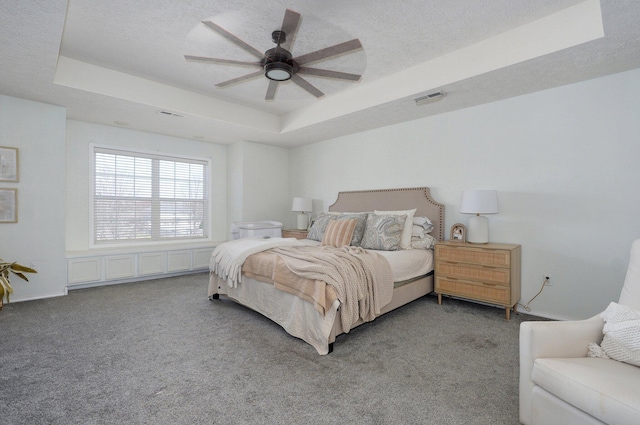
[414,91,446,106]
[157,110,184,118]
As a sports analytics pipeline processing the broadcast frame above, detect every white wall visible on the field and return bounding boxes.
[227,141,290,233]
[290,68,640,320]
[65,120,228,252]
[0,95,67,301]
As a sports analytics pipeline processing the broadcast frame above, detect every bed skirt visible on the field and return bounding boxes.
[208,272,434,354]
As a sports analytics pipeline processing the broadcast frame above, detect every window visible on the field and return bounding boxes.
[92,146,209,245]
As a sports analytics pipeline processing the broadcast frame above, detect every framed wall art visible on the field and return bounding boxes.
[450,223,466,242]
[0,147,18,182]
[0,188,17,223]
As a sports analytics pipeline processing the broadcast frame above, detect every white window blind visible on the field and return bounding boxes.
[93,147,208,244]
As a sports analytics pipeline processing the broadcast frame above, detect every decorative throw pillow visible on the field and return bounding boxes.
[413,216,434,234]
[307,213,336,241]
[374,209,416,249]
[410,233,437,250]
[322,219,357,247]
[327,212,368,246]
[360,214,406,251]
[587,302,640,367]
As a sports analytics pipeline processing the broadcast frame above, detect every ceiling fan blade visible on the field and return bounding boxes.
[295,39,363,66]
[215,70,263,87]
[184,55,262,68]
[279,9,301,51]
[265,80,279,100]
[291,74,324,98]
[202,20,264,59]
[298,67,361,81]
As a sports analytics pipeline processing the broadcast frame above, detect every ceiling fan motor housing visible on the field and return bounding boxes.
[263,43,297,81]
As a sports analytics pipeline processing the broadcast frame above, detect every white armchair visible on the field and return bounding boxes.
[519,239,640,425]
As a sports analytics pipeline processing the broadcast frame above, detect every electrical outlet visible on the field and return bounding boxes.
[544,275,552,286]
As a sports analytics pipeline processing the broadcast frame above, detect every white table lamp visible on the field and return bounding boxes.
[459,190,499,244]
[291,197,313,230]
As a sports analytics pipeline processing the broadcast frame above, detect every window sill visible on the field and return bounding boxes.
[66,240,222,258]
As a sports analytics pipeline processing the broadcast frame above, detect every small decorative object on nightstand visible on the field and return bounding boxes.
[435,240,521,320]
[449,223,466,243]
[282,229,308,240]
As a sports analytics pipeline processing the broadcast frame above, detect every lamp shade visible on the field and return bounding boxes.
[459,190,499,214]
[459,190,498,244]
[291,197,312,212]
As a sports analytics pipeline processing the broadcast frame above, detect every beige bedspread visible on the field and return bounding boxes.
[268,246,394,333]
[242,251,339,315]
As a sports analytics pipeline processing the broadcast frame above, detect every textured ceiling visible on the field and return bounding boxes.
[2,0,640,147]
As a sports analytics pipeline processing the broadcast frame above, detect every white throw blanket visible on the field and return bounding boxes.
[209,237,303,288]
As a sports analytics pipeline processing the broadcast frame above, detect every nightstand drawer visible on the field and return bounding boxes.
[435,245,511,268]
[435,262,510,285]
[435,277,510,305]
[434,241,521,320]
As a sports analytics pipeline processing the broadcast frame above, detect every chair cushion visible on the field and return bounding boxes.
[532,357,640,425]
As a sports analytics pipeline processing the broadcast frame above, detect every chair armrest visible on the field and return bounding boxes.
[520,315,604,359]
[519,316,604,425]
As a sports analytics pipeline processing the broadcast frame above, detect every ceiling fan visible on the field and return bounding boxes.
[184,9,363,100]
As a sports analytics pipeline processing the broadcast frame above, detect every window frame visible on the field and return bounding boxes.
[89,144,212,248]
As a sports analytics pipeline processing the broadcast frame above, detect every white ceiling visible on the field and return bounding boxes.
[2,0,640,148]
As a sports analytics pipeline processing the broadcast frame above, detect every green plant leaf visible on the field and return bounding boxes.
[0,260,35,305]
[10,263,37,274]
[0,275,11,303]
[12,272,30,282]
[1,276,13,293]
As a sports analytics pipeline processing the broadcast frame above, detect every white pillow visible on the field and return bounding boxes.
[589,302,640,367]
[413,216,434,233]
[374,209,416,249]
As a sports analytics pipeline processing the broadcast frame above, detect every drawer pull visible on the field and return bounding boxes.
[482,282,497,287]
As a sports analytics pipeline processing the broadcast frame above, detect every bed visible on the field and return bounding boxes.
[208,187,445,354]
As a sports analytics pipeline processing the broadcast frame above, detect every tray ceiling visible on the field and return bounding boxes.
[2,0,640,147]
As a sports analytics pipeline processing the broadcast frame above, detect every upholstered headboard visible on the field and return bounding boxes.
[328,187,445,242]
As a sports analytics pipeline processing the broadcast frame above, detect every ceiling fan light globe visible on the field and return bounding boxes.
[265,62,292,81]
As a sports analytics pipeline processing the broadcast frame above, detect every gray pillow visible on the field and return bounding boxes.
[307,213,336,241]
[360,214,407,251]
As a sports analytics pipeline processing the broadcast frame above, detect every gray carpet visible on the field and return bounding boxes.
[0,273,541,425]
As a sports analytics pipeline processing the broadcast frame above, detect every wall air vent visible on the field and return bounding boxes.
[157,110,184,118]
[414,91,446,106]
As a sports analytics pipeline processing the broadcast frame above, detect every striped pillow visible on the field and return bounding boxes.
[321,219,357,247]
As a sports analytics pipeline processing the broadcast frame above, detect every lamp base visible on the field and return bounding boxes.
[467,215,489,244]
[297,213,308,230]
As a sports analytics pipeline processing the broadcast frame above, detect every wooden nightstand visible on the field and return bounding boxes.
[282,229,308,239]
[434,241,521,320]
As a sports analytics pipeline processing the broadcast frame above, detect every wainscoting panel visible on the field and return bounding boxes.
[105,255,136,280]
[66,245,215,288]
[193,248,213,269]
[167,250,191,272]
[68,258,102,284]
[139,252,166,276]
